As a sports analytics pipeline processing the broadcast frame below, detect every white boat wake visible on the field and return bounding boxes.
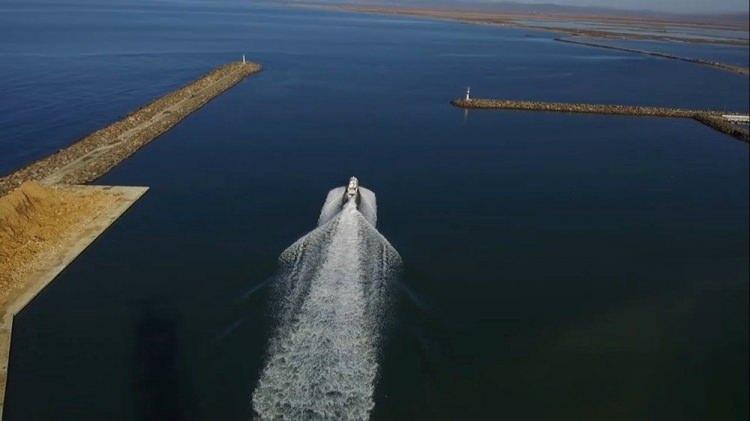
[252,178,401,420]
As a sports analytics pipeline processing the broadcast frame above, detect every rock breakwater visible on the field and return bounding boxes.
[555,38,750,76]
[0,61,261,196]
[452,98,749,142]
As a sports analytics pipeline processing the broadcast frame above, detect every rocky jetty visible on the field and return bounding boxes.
[0,61,262,196]
[452,98,749,142]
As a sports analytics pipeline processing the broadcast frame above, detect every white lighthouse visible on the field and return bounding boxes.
[464,86,471,101]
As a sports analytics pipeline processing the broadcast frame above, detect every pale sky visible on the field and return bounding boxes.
[490,0,749,13]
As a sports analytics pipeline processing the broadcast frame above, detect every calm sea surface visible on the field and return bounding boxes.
[1,1,748,420]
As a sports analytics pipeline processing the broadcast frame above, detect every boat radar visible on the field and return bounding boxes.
[346,177,359,200]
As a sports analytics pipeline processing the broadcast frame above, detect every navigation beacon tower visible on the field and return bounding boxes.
[465,86,471,101]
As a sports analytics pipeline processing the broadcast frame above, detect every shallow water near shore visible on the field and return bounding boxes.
[1,1,748,420]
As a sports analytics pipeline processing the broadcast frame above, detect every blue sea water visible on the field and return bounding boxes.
[0,1,748,420]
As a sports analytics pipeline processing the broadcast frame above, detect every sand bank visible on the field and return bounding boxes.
[0,59,261,417]
[0,182,148,416]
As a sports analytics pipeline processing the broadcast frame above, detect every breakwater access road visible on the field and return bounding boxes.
[0,60,262,196]
[452,98,750,142]
[555,38,750,76]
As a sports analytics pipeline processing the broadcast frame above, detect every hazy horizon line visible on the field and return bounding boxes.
[295,0,750,17]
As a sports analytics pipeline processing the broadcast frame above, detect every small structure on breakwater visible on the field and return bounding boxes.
[451,97,749,142]
[723,114,750,124]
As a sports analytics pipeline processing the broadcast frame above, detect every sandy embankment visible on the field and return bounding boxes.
[0,60,261,416]
[0,59,262,308]
[0,182,147,413]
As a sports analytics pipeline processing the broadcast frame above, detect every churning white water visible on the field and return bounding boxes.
[252,184,400,420]
[317,186,377,228]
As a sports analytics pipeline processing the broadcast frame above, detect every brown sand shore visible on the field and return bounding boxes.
[336,5,749,75]
[0,60,262,196]
[0,182,148,416]
[338,5,749,46]
[0,60,261,417]
[452,98,750,142]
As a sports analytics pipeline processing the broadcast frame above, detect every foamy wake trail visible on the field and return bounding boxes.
[318,187,377,228]
[253,190,400,420]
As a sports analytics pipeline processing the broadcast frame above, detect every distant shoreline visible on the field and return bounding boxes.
[333,4,750,47]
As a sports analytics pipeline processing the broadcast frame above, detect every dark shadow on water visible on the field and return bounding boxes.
[132,303,196,421]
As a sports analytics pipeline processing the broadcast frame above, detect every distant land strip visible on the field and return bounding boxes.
[531,26,748,46]
[0,60,262,196]
[337,5,750,47]
[556,38,750,75]
[451,98,749,142]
